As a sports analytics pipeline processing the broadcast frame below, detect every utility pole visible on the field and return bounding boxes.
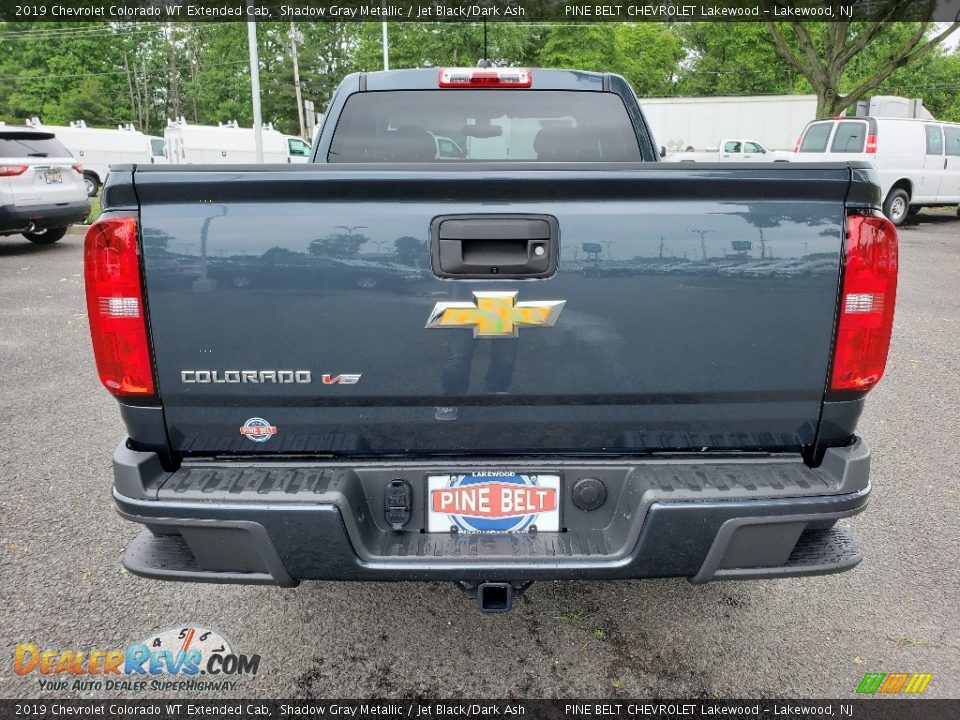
[382,21,389,70]
[247,21,264,163]
[289,23,305,139]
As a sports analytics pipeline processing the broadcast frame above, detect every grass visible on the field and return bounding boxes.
[554,611,588,623]
[85,193,101,224]
[894,636,930,648]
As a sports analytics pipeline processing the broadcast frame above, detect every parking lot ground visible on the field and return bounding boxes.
[1,210,958,699]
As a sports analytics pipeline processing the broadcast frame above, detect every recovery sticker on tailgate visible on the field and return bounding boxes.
[427,473,560,533]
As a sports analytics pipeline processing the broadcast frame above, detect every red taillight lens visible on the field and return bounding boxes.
[830,213,898,394]
[72,163,83,174]
[83,217,155,397]
[439,67,532,88]
[792,135,801,153]
[0,165,28,176]
[865,134,877,153]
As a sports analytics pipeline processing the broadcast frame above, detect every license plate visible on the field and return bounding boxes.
[43,171,62,184]
[427,473,560,533]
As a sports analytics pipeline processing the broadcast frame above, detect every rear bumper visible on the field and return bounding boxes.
[0,200,89,234]
[113,439,871,587]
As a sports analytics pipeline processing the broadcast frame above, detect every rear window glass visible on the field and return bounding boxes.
[946,126,960,157]
[0,134,72,158]
[150,138,166,155]
[830,122,867,153]
[328,90,643,163]
[799,122,833,153]
[925,125,943,155]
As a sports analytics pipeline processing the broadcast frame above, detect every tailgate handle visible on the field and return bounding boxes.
[432,215,558,279]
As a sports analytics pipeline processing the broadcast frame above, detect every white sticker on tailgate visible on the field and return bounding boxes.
[427,473,560,534]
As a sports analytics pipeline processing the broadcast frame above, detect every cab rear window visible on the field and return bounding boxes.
[831,122,867,153]
[0,133,72,158]
[799,123,833,152]
[328,90,644,163]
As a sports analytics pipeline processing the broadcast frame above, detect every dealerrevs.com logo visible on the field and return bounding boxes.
[14,626,260,692]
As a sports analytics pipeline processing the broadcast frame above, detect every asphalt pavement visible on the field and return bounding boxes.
[1,210,958,699]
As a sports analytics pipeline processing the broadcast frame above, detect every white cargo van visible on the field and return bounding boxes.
[792,116,960,224]
[164,119,289,164]
[26,119,153,197]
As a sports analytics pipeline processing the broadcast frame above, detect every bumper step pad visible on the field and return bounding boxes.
[123,530,289,586]
[713,525,862,581]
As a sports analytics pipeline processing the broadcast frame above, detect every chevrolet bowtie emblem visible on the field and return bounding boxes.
[425,291,565,338]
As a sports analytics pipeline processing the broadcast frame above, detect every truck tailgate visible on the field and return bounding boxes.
[133,164,850,456]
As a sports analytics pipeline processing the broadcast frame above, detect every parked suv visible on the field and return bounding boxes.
[1,128,89,244]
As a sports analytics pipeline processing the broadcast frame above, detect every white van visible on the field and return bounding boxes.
[164,119,289,164]
[792,116,960,224]
[27,119,153,197]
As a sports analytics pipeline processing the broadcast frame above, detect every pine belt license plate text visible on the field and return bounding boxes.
[427,473,561,533]
[44,170,62,184]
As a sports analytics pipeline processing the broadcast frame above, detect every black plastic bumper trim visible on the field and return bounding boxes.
[121,520,297,588]
[114,486,869,584]
[0,200,89,233]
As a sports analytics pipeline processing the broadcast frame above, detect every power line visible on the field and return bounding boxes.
[0,22,220,41]
[0,59,252,83]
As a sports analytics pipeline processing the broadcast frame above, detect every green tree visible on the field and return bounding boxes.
[765,1,960,116]
[0,21,140,127]
[537,23,682,95]
[613,24,684,96]
[676,23,803,96]
[354,22,538,71]
[537,24,618,73]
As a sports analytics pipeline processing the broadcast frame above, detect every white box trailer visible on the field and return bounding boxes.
[164,119,289,164]
[641,95,819,153]
[147,136,169,165]
[25,119,153,196]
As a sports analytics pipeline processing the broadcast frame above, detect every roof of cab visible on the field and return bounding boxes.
[359,67,607,92]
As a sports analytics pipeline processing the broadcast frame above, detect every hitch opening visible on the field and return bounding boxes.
[455,580,532,613]
[477,583,512,613]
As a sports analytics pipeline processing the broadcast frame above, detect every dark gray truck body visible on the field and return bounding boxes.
[100,69,881,597]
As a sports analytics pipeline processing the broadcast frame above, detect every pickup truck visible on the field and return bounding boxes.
[667,138,791,163]
[86,67,898,613]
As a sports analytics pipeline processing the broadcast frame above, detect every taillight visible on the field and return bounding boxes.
[439,67,532,88]
[83,217,155,397]
[830,213,898,394]
[0,165,28,176]
[865,134,877,153]
[72,163,83,174]
[792,135,802,153]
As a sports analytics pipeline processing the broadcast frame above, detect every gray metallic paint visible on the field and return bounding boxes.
[125,165,872,456]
